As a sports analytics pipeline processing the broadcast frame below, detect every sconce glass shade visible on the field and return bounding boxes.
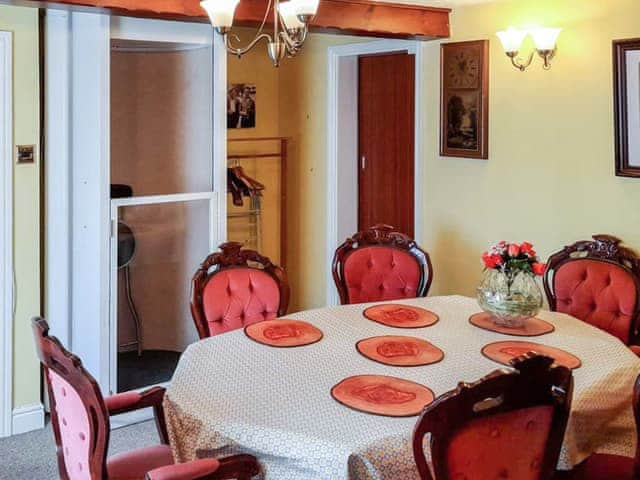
[292,0,320,16]
[496,27,527,53]
[201,0,241,28]
[279,1,305,29]
[529,27,562,51]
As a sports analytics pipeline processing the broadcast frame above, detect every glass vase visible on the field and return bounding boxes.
[476,269,543,328]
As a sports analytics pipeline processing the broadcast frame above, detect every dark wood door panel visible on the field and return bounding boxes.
[358,52,415,237]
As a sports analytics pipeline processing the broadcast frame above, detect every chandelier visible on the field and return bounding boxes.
[201,0,320,67]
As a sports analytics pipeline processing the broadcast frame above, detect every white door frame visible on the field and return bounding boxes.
[0,30,13,438]
[325,40,425,306]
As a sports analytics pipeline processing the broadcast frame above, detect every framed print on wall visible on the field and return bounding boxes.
[440,40,489,159]
[614,38,640,177]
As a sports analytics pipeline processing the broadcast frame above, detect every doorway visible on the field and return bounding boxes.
[326,40,424,305]
[358,52,415,237]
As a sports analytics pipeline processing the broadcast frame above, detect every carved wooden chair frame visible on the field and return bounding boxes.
[543,234,640,346]
[191,241,291,339]
[332,224,433,305]
[412,354,573,480]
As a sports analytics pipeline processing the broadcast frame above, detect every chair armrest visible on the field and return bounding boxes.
[105,386,165,415]
[106,386,169,444]
[629,345,640,357]
[145,455,260,480]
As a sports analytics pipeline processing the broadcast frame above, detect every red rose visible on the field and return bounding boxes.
[492,254,504,266]
[532,262,547,276]
[482,252,503,269]
[520,242,536,257]
[507,243,521,257]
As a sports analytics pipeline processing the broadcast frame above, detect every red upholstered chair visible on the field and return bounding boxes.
[565,374,640,480]
[332,224,433,305]
[543,235,640,353]
[413,354,573,480]
[32,318,261,480]
[191,242,289,339]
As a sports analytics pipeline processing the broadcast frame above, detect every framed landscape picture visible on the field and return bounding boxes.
[440,40,489,159]
[613,38,640,177]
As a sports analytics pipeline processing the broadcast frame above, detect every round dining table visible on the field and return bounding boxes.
[164,295,640,480]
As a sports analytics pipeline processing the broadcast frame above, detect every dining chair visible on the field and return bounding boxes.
[32,317,261,480]
[564,373,640,480]
[332,224,433,305]
[543,235,640,354]
[191,242,290,338]
[413,353,573,480]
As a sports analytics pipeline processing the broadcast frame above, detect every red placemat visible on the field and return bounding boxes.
[469,312,554,337]
[482,341,581,369]
[244,320,323,348]
[363,304,439,329]
[356,336,444,367]
[331,375,434,417]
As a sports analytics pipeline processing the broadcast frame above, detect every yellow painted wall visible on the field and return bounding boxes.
[281,0,640,311]
[0,5,41,409]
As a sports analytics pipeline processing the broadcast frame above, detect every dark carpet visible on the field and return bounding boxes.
[117,350,181,392]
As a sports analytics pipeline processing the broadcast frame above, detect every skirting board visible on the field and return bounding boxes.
[12,403,45,435]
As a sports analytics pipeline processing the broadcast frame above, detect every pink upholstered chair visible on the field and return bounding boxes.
[332,224,433,305]
[32,318,261,480]
[565,374,640,480]
[191,242,290,339]
[543,235,640,354]
[413,354,573,480]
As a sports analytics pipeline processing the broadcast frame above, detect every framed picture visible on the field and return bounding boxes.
[227,83,256,129]
[440,40,489,159]
[614,38,640,177]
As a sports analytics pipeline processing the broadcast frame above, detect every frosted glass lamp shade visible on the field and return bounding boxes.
[292,0,320,16]
[279,2,305,29]
[496,27,527,54]
[529,27,562,51]
[201,0,240,27]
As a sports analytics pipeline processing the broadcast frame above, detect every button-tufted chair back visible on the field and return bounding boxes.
[544,235,640,346]
[191,242,290,338]
[413,354,573,480]
[332,225,433,305]
[32,318,110,480]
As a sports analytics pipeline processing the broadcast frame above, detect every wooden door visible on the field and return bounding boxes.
[358,52,415,237]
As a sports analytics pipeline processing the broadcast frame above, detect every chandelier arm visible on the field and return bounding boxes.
[509,50,535,71]
[225,32,273,57]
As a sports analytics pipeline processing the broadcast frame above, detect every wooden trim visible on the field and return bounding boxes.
[10,0,450,40]
[613,38,640,178]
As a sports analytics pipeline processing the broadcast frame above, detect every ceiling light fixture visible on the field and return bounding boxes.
[201,0,320,67]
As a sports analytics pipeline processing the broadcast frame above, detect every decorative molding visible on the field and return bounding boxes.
[0,30,13,439]
[8,0,450,40]
[11,403,45,436]
[326,39,425,306]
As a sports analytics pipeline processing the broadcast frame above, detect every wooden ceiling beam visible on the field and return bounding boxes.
[2,0,450,40]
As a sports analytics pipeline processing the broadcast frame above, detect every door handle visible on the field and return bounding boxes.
[361,155,366,170]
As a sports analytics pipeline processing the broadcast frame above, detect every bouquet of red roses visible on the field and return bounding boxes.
[482,241,546,277]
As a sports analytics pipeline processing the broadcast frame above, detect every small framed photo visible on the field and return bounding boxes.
[227,83,256,129]
[614,38,640,177]
[440,40,489,159]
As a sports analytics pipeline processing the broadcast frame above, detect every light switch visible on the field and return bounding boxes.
[16,145,35,164]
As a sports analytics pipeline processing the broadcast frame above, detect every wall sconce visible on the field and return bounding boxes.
[496,26,562,71]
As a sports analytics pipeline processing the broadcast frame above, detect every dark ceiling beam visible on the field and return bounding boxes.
[1,0,450,40]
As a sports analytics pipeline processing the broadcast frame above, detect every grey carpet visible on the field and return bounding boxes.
[0,419,159,479]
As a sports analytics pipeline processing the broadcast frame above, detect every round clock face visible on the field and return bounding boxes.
[446,49,480,88]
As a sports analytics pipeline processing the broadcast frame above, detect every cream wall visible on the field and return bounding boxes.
[281,0,640,311]
[0,6,41,410]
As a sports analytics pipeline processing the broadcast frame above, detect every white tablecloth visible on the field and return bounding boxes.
[165,295,640,479]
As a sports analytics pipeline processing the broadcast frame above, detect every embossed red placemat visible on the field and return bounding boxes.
[244,319,323,348]
[363,304,439,329]
[331,375,434,417]
[469,312,555,337]
[356,336,444,367]
[482,341,582,369]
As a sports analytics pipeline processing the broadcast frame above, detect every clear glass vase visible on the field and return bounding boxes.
[476,269,543,328]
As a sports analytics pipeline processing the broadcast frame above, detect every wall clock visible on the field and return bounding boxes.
[440,40,489,159]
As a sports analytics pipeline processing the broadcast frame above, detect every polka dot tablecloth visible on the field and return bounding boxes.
[165,296,640,479]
